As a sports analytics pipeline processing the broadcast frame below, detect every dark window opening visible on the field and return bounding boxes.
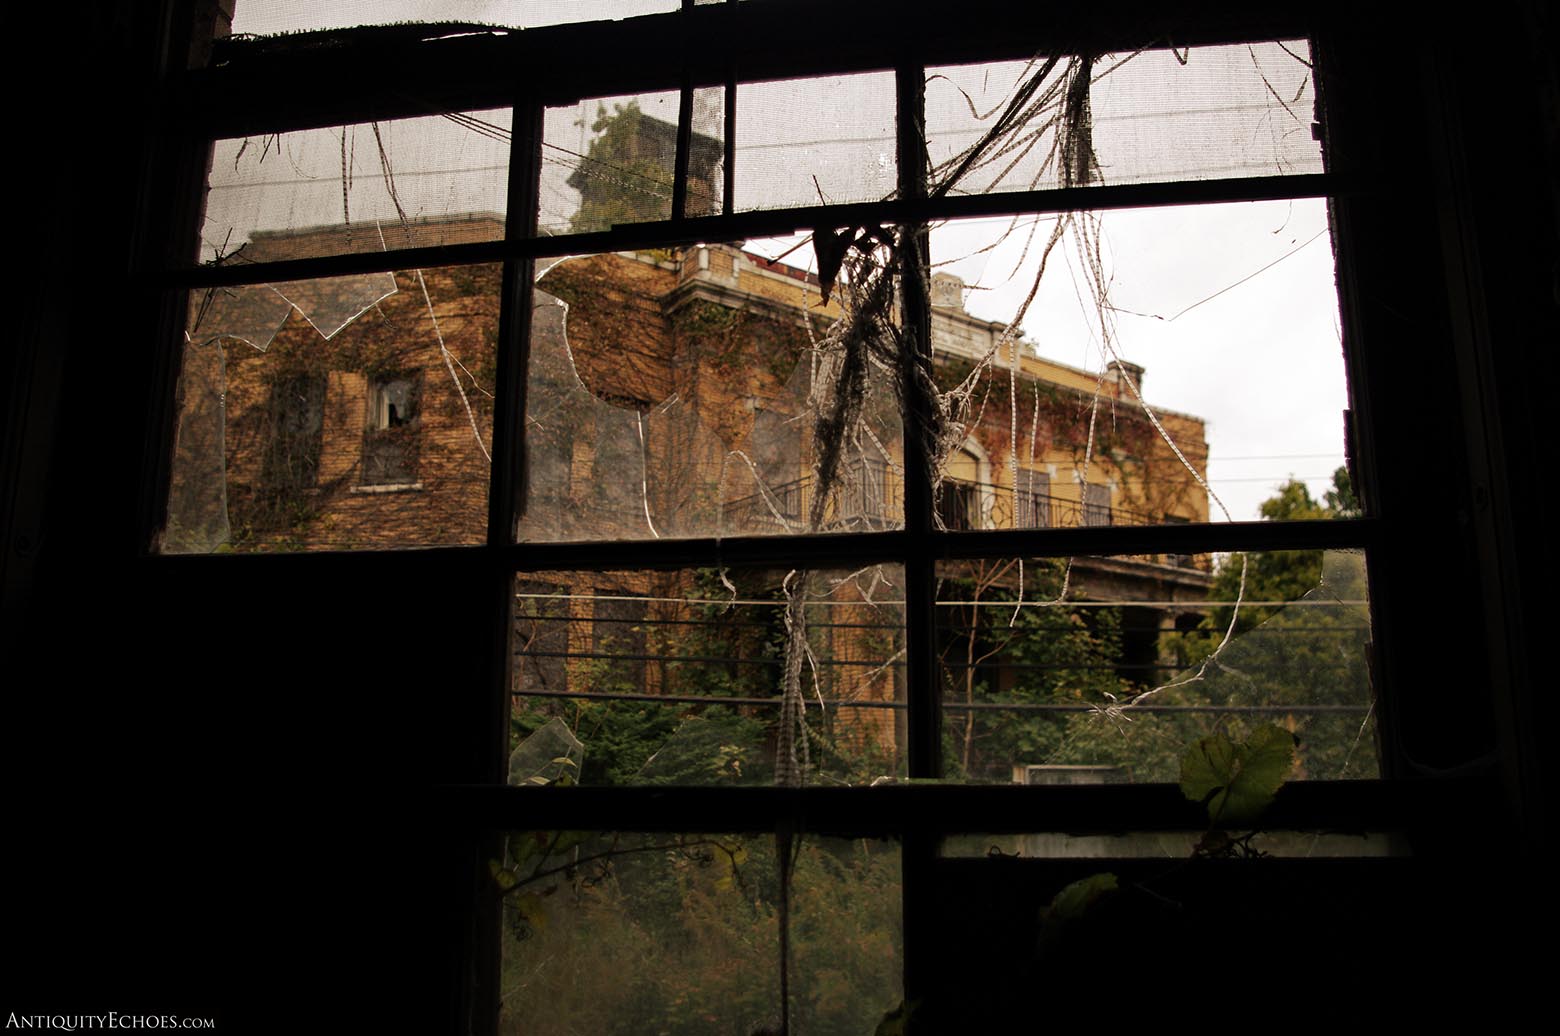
[362,373,421,485]
[260,374,325,492]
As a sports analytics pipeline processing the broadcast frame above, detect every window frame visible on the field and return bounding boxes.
[139,1,1517,1028]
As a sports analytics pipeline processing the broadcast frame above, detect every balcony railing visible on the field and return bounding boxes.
[722,458,901,533]
[939,478,1209,571]
[723,471,1208,571]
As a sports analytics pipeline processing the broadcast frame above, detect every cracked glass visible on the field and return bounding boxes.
[518,240,903,542]
[926,41,1321,197]
[160,264,499,553]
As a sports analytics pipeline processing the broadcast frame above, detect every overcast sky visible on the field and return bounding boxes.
[218,5,1345,521]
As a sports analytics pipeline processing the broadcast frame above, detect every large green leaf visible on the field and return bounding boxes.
[1180,724,1295,827]
[1044,872,1119,925]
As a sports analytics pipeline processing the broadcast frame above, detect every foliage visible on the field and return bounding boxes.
[939,559,1135,780]
[1153,468,1377,780]
[1180,723,1296,829]
[571,102,674,233]
[1199,467,1353,636]
[498,832,902,1036]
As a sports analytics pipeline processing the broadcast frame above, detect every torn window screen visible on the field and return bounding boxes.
[199,110,512,265]
[734,72,898,211]
[925,41,1322,194]
[503,41,1358,786]
[171,30,1371,789]
[927,200,1347,527]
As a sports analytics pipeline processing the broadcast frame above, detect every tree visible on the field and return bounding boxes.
[570,102,675,233]
[937,558,1133,781]
[1205,466,1355,635]
[1156,466,1377,779]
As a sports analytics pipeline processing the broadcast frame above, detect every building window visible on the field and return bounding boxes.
[1015,468,1051,528]
[361,373,420,486]
[259,374,326,492]
[1081,482,1111,527]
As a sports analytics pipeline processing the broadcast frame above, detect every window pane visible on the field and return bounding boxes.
[936,550,1377,783]
[735,72,896,210]
[929,199,1354,525]
[926,41,1320,197]
[684,85,727,218]
[199,112,511,266]
[518,240,903,542]
[159,264,498,553]
[511,565,906,786]
[541,92,681,235]
[497,831,901,1036]
[227,1,679,37]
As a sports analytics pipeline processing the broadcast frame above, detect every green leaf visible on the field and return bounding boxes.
[1180,723,1295,827]
[1043,872,1118,925]
[488,859,518,891]
[512,892,548,934]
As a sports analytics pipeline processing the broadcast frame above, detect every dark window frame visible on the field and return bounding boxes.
[137,1,1533,1028]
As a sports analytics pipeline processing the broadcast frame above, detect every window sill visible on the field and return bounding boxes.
[351,482,424,494]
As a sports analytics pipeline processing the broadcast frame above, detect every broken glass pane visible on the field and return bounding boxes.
[518,240,903,542]
[540,91,681,235]
[926,41,1320,197]
[510,565,907,786]
[928,199,1352,526]
[936,550,1377,784]
[735,72,896,210]
[507,716,585,786]
[185,283,293,353]
[158,264,499,553]
[200,111,511,265]
[497,830,900,1036]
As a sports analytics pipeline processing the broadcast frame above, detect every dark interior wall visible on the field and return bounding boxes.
[2,2,1554,1029]
[5,10,492,1026]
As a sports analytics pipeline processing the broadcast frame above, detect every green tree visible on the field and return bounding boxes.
[1203,466,1354,636]
[570,102,675,233]
[1155,466,1377,779]
[938,559,1133,781]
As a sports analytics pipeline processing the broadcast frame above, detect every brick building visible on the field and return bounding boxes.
[166,211,1213,780]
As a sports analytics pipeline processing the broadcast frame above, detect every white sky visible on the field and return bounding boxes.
[218,6,1347,521]
[231,1,680,36]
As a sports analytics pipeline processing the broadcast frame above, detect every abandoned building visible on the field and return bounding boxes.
[167,200,1221,783]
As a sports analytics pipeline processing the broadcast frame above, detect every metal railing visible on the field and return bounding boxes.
[939,478,1209,571]
[723,470,1207,570]
[722,458,901,532]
